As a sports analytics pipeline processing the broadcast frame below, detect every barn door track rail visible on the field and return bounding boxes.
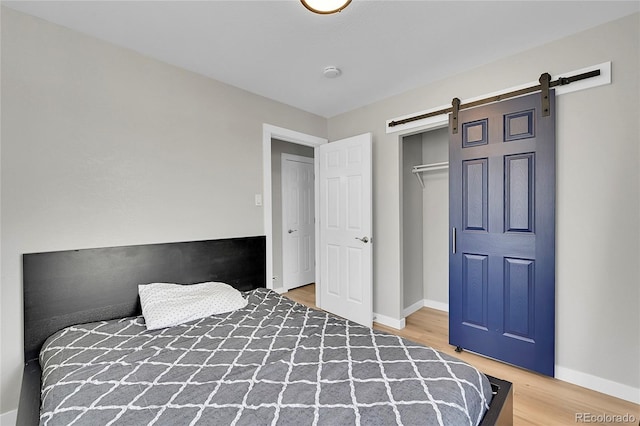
[388,69,601,133]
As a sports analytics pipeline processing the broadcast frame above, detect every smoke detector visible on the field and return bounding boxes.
[323,66,342,79]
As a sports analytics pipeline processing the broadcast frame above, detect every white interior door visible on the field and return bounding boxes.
[318,133,372,327]
[282,154,315,291]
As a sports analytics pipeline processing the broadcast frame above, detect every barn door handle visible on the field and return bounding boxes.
[288,229,297,234]
[355,236,369,243]
[452,228,457,254]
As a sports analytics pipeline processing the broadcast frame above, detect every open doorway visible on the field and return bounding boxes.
[262,124,327,294]
[272,145,314,291]
[263,125,373,326]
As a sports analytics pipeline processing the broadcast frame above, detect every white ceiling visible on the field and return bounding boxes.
[3,1,639,118]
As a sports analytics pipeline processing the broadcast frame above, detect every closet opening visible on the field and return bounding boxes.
[401,125,450,319]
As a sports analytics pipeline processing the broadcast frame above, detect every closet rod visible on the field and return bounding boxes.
[388,69,601,128]
[412,162,449,188]
[412,161,449,172]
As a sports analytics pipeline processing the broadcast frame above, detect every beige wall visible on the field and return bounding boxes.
[0,8,326,413]
[329,13,639,398]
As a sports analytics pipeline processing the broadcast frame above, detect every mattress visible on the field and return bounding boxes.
[39,288,492,425]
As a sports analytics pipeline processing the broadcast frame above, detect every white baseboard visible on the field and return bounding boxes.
[423,299,449,313]
[555,366,640,404]
[0,409,17,426]
[402,299,449,318]
[373,312,406,330]
[402,300,425,317]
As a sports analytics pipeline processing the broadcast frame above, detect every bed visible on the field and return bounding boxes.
[17,236,513,425]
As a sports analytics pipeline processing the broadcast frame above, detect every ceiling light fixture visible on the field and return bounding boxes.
[301,0,351,15]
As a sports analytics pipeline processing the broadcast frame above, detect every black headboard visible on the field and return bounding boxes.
[23,236,266,363]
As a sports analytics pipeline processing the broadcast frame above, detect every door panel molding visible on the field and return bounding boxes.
[318,133,373,327]
[449,92,556,377]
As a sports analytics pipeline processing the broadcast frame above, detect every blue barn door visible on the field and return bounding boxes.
[449,91,556,376]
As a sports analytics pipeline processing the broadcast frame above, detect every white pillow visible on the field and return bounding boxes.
[138,281,248,330]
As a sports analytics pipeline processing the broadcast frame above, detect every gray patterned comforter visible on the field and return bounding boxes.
[39,288,492,425]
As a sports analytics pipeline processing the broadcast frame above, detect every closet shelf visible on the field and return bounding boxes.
[411,161,449,188]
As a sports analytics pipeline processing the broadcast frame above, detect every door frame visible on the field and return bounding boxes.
[262,124,327,300]
[281,153,315,291]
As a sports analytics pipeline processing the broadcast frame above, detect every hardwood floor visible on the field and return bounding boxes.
[284,284,639,426]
